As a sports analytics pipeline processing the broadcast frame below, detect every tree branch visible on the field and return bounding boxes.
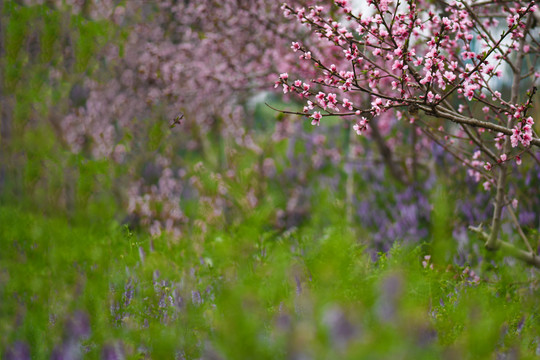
[487,13,533,250]
[469,225,540,268]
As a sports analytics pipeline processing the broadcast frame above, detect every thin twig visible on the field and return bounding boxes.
[504,199,535,254]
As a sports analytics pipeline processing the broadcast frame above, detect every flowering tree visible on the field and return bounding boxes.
[276,0,540,266]
[6,0,350,240]
[57,0,320,238]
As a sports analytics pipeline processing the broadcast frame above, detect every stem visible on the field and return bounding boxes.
[505,201,534,254]
[421,105,540,147]
[487,167,508,250]
[470,225,540,268]
[0,0,8,195]
[436,2,535,105]
[486,14,532,250]
[411,124,418,183]
[345,123,355,224]
[461,1,518,73]
[370,117,409,185]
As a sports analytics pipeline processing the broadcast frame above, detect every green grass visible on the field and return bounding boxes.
[1,204,539,359]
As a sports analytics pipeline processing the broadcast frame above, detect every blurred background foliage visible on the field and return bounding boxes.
[1,1,540,359]
[1,0,121,221]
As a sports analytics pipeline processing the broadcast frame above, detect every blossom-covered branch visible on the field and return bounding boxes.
[276,0,540,267]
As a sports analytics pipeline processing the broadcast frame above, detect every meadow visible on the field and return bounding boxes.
[3,188,540,358]
[1,0,540,358]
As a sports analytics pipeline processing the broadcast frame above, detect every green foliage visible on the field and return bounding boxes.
[72,16,114,74]
[1,202,539,358]
[0,1,124,220]
[431,184,457,264]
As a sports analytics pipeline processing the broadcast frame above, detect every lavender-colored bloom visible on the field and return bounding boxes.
[496,348,519,360]
[138,246,145,263]
[51,342,81,360]
[65,311,91,340]
[415,325,437,347]
[192,290,202,306]
[519,211,537,225]
[205,285,215,303]
[295,275,302,295]
[4,341,31,360]
[102,342,125,360]
[377,274,403,322]
[172,288,184,310]
[452,226,470,266]
[50,311,92,360]
[322,306,358,350]
[201,342,225,360]
[123,278,134,307]
[275,313,291,331]
[517,316,526,334]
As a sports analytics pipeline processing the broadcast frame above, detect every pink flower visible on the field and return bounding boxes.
[343,48,355,60]
[353,117,369,135]
[392,60,404,71]
[507,14,518,28]
[511,127,520,147]
[339,78,353,91]
[443,71,456,82]
[511,119,534,148]
[316,92,326,103]
[311,111,322,126]
[420,71,433,85]
[342,98,353,110]
[464,89,475,101]
[301,51,311,60]
[371,97,383,114]
[379,0,391,12]
[371,97,382,107]
[327,93,337,104]
[291,42,301,52]
[512,199,518,209]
